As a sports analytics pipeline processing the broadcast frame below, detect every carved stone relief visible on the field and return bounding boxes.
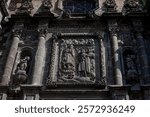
[58,38,96,83]
[102,0,117,12]
[14,56,30,85]
[122,0,144,15]
[47,34,102,86]
[120,32,136,46]
[17,0,33,14]
[123,50,139,84]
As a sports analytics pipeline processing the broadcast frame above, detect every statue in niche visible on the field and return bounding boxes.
[61,43,75,79]
[17,56,30,73]
[78,48,95,80]
[14,56,30,85]
[125,54,138,83]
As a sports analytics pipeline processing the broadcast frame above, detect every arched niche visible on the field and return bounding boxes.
[12,47,33,86]
[122,49,139,84]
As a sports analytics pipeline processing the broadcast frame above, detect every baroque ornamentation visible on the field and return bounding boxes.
[14,56,30,85]
[38,28,48,38]
[123,51,139,84]
[42,0,52,9]
[47,35,102,86]
[102,0,117,12]
[12,29,23,38]
[18,0,33,13]
[122,0,144,15]
[58,39,96,83]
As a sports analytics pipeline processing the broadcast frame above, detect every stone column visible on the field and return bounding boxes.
[98,32,106,84]
[133,20,150,83]
[32,28,47,85]
[1,29,22,85]
[108,20,123,85]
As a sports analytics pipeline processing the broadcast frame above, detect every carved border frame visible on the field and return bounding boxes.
[46,33,106,88]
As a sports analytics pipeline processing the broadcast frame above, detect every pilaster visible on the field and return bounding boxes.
[108,20,123,85]
[1,23,23,85]
[132,20,150,84]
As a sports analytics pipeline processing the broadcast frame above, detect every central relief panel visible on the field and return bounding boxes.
[47,34,103,87]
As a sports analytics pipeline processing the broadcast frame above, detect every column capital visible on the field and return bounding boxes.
[38,28,48,38]
[96,32,105,39]
[132,20,144,32]
[12,28,23,38]
[108,20,119,34]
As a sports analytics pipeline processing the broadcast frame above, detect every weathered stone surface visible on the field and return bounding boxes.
[0,0,149,100]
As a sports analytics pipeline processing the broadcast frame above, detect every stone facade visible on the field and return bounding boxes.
[0,0,150,100]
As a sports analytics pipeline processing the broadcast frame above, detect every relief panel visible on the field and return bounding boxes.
[47,34,103,87]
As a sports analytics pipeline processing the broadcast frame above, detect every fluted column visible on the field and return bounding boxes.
[32,28,47,85]
[1,29,22,85]
[108,20,123,85]
[133,20,150,83]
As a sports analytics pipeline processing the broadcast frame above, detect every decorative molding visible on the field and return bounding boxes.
[38,28,48,38]
[12,29,23,38]
[17,0,33,14]
[108,20,119,34]
[122,0,144,15]
[102,0,117,12]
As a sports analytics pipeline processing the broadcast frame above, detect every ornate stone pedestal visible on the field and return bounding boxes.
[21,85,41,100]
[109,85,130,100]
[0,86,8,100]
[141,85,150,100]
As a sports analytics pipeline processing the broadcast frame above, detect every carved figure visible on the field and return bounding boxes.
[62,44,75,69]
[14,56,30,85]
[125,55,138,78]
[17,56,30,73]
[78,48,95,78]
[61,44,75,79]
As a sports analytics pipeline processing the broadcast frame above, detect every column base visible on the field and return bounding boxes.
[0,86,9,100]
[141,85,150,100]
[108,85,131,100]
[21,85,42,100]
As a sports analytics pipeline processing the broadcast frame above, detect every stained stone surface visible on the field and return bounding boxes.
[0,0,149,100]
